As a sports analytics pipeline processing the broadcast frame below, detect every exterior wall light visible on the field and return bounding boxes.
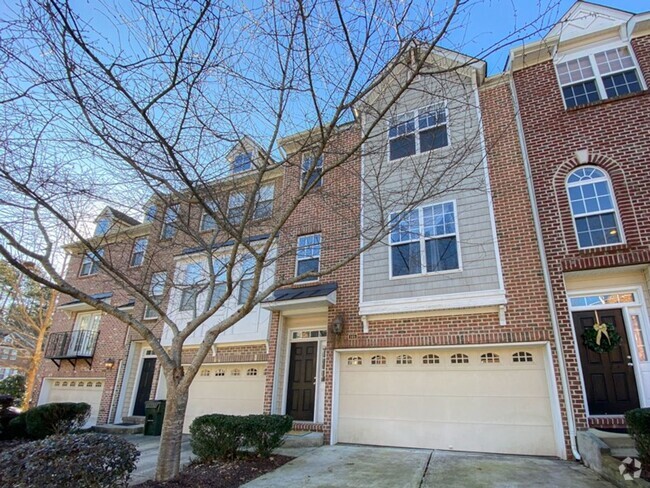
[332,314,345,335]
[104,358,116,370]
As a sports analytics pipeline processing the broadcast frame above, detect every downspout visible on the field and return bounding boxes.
[508,74,581,461]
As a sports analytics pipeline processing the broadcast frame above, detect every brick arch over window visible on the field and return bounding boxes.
[551,150,640,252]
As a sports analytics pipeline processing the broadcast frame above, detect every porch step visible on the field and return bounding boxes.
[282,431,323,448]
[122,416,146,425]
[592,428,639,458]
[93,423,144,435]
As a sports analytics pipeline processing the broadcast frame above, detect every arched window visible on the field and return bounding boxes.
[567,167,622,248]
[200,369,210,377]
[396,354,412,365]
[347,356,362,366]
[480,352,500,364]
[246,368,258,376]
[215,369,226,377]
[371,355,386,365]
[450,353,469,364]
[513,351,534,363]
[422,354,440,364]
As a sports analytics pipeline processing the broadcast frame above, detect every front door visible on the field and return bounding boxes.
[133,357,156,416]
[286,341,317,421]
[573,309,640,415]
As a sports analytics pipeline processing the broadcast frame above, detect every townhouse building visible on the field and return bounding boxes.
[0,332,29,380]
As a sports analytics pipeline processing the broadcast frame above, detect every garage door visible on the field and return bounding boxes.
[337,346,558,456]
[184,364,265,433]
[43,378,105,427]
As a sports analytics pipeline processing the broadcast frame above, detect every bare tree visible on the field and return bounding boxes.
[0,0,560,480]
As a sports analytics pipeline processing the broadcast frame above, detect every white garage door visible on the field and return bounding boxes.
[337,346,558,456]
[184,364,265,433]
[43,378,105,427]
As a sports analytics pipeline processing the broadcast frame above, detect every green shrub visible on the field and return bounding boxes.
[244,414,293,457]
[24,402,91,439]
[0,375,25,406]
[0,433,139,487]
[190,413,293,461]
[5,412,27,439]
[626,408,650,465]
[0,394,19,438]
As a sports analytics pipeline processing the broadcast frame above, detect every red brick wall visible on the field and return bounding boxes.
[511,34,650,428]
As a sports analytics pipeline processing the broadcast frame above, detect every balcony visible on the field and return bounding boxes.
[45,330,99,369]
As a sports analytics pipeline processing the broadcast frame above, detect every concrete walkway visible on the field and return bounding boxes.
[243,445,617,488]
[127,435,193,486]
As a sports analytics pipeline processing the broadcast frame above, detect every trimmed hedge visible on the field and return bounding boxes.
[190,414,293,461]
[4,402,91,440]
[626,408,650,465]
[0,433,139,487]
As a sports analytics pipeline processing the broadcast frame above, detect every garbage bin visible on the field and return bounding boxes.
[144,400,166,436]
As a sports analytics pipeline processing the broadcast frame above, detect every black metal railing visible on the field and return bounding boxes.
[45,330,99,360]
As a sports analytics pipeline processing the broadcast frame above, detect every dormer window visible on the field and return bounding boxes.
[232,152,253,173]
[556,45,643,109]
[94,218,111,236]
[143,205,157,223]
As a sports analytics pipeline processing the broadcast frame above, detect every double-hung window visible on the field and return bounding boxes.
[180,263,202,312]
[209,260,228,309]
[388,104,448,161]
[238,255,256,305]
[301,154,323,189]
[296,233,321,282]
[253,184,274,220]
[390,201,459,277]
[232,152,253,173]
[556,46,643,108]
[130,237,148,267]
[144,271,167,319]
[567,167,622,248]
[79,248,104,277]
[227,192,246,224]
[161,204,179,240]
[200,201,219,232]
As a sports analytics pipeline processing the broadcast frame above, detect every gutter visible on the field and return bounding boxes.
[508,75,581,461]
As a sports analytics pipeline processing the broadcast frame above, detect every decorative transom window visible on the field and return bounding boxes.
[144,271,167,320]
[86,381,93,387]
[512,351,533,363]
[79,248,104,277]
[215,369,225,376]
[301,153,323,189]
[246,368,258,376]
[570,293,635,308]
[200,201,220,232]
[390,202,459,277]
[371,355,386,365]
[450,353,469,364]
[480,352,500,364]
[396,354,412,365]
[422,354,440,364]
[200,369,210,377]
[231,369,241,376]
[161,204,179,240]
[556,46,643,108]
[566,167,621,248]
[292,330,327,340]
[347,356,362,365]
[296,233,321,282]
[130,237,148,267]
[388,104,448,160]
[233,152,253,173]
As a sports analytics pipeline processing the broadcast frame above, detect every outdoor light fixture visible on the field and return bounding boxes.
[104,358,115,370]
[331,314,345,335]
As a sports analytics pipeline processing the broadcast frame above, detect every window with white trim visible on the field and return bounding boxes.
[301,154,323,189]
[161,204,179,240]
[227,192,246,224]
[238,255,255,305]
[180,263,202,312]
[232,152,253,173]
[0,368,18,380]
[388,104,448,161]
[79,248,104,277]
[143,204,157,223]
[200,201,219,232]
[390,201,459,277]
[371,355,386,365]
[253,184,274,220]
[95,218,111,236]
[566,167,622,248]
[130,238,148,267]
[0,347,17,360]
[396,354,412,365]
[422,354,439,364]
[450,353,469,364]
[209,259,228,309]
[480,352,500,364]
[296,233,321,282]
[144,271,167,319]
[556,46,643,108]
[512,351,533,363]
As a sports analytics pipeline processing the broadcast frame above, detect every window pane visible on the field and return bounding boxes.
[391,242,421,276]
[562,81,600,108]
[420,126,448,152]
[253,201,273,220]
[602,70,642,98]
[576,213,621,248]
[425,237,458,272]
[233,152,252,173]
[418,105,446,129]
[238,278,253,304]
[209,283,228,308]
[423,203,455,237]
[180,289,197,311]
[144,205,157,222]
[297,234,321,259]
[389,134,416,160]
[391,209,420,243]
[595,47,635,74]
[297,258,319,277]
[557,57,594,85]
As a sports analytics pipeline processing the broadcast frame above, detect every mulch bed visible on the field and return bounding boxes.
[136,454,293,488]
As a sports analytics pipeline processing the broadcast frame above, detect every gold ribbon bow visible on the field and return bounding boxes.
[593,312,610,346]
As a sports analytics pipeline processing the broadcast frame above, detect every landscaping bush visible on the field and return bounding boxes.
[626,408,650,465]
[244,414,293,457]
[0,394,20,439]
[24,402,91,439]
[0,433,139,487]
[0,375,25,406]
[190,413,293,461]
[5,412,27,439]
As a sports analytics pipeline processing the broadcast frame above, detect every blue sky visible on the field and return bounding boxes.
[448,0,650,74]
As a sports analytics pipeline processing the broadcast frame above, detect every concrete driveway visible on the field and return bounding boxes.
[243,445,615,488]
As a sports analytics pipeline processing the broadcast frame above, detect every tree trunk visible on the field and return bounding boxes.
[22,328,46,410]
[155,380,189,481]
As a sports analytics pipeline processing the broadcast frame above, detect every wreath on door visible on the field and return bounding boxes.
[582,312,622,354]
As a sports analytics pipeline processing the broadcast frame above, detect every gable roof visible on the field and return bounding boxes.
[96,206,141,226]
[545,1,633,42]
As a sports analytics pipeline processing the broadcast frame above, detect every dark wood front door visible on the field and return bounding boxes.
[133,357,157,416]
[286,341,317,421]
[573,309,640,415]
